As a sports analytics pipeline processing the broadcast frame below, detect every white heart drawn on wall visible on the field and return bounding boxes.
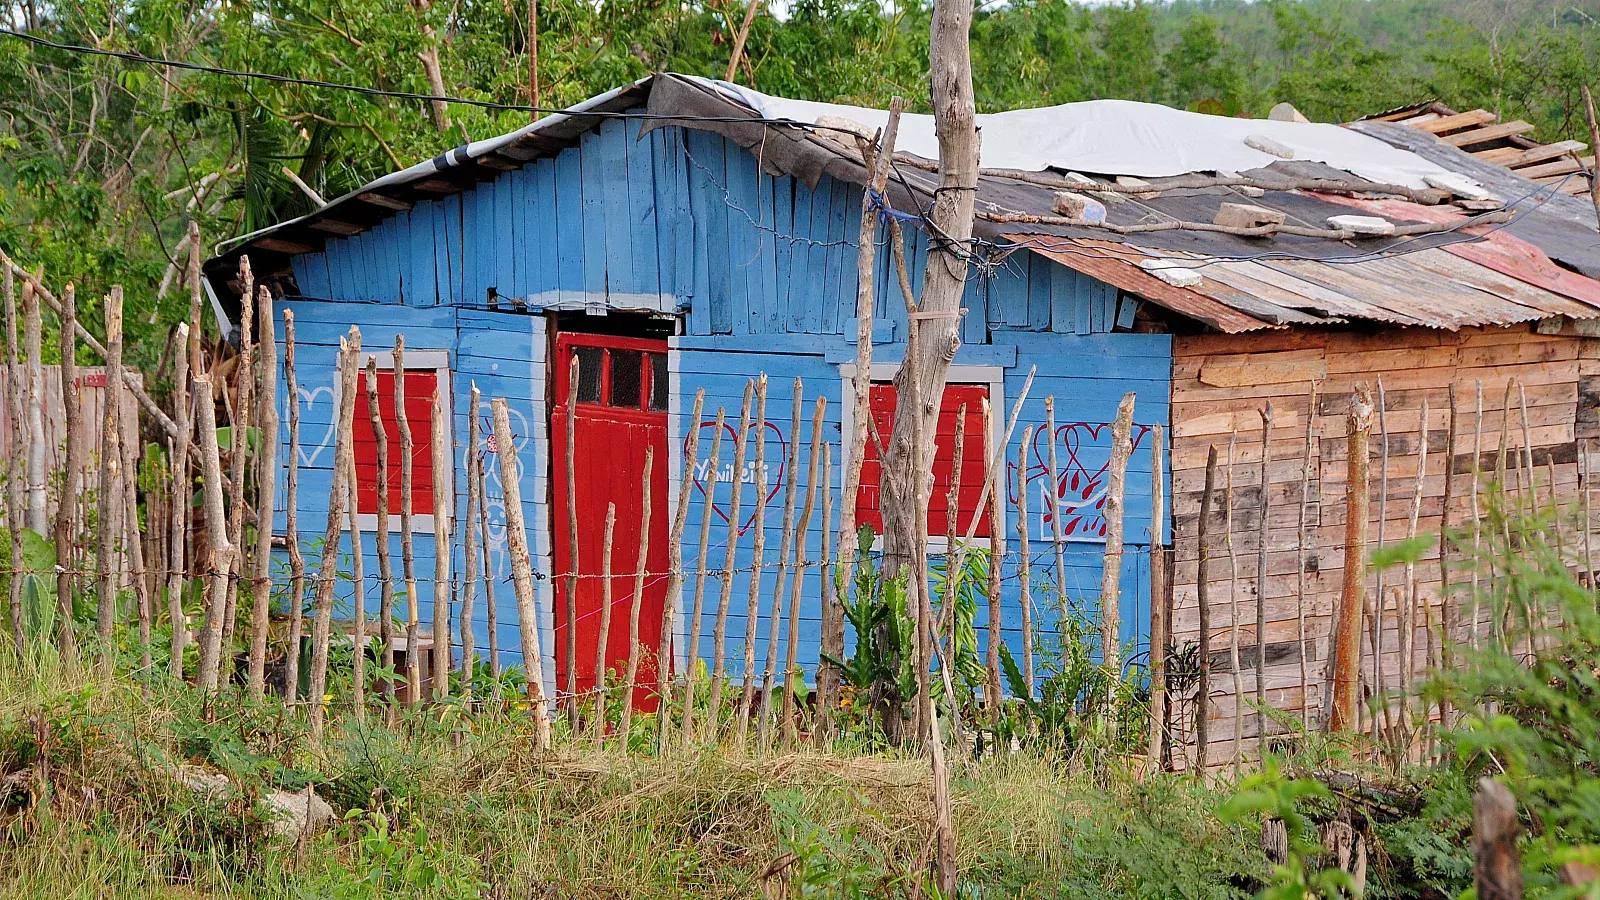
[296,385,338,467]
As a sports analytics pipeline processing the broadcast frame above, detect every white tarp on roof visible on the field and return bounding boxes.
[702,78,1460,189]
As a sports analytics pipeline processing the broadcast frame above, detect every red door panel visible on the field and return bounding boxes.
[857,383,991,538]
[551,333,671,712]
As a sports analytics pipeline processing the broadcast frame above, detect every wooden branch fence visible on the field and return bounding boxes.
[0,258,1588,772]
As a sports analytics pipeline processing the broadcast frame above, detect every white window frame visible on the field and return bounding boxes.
[836,361,1006,552]
[345,348,453,533]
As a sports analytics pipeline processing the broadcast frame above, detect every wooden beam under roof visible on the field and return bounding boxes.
[252,237,316,255]
[356,192,413,211]
[1477,140,1588,169]
[307,219,365,236]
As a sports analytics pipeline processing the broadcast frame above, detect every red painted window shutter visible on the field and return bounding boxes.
[856,383,990,539]
[350,369,438,517]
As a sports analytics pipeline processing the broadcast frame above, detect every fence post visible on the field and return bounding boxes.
[1331,386,1374,733]
[1473,778,1523,900]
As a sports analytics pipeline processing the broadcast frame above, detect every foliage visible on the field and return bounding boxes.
[3,0,1598,372]
[1221,759,1357,900]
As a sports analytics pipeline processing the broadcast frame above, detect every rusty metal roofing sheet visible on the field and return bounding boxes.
[1316,194,1600,310]
[1011,236,1276,334]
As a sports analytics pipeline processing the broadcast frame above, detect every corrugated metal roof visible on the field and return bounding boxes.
[207,74,1600,336]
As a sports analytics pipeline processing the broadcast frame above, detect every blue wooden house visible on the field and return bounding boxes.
[206,74,1600,721]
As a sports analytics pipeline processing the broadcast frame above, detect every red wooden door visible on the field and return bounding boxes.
[551,333,671,711]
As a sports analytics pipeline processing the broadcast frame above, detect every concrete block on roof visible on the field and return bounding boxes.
[1213,202,1287,230]
[1115,175,1160,198]
[1423,171,1493,201]
[1051,192,1108,223]
[1327,214,1396,236]
[1245,134,1296,159]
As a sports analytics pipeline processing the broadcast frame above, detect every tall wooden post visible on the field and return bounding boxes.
[1147,423,1168,764]
[1015,426,1034,695]
[282,313,305,700]
[983,399,1004,727]
[660,389,705,753]
[563,352,580,728]
[782,398,825,745]
[430,388,451,699]
[221,265,254,666]
[22,280,47,534]
[618,447,655,747]
[96,286,125,674]
[737,374,770,748]
[3,265,22,651]
[1255,401,1274,757]
[462,384,483,704]
[494,396,551,749]
[55,284,83,666]
[1099,392,1136,701]
[248,286,280,698]
[757,378,799,749]
[309,331,360,741]
[395,337,420,705]
[708,381,755,743]
[1331,386,1374,733]
[1196,446,1218,771]
[194,373,234,692]
[368,358,396,705]
[680,404,722,747]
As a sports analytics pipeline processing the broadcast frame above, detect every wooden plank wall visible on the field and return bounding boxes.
[1169,322,1594,765]
[0,366,142,526]
[289,120,1122,347]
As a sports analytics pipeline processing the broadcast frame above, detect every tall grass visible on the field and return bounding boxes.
[0,645,1264,898]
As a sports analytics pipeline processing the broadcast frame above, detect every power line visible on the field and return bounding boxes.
[0,28,809,128]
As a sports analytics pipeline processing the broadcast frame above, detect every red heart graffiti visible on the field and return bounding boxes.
[686,419,786,535]
[1017,422,1151,539]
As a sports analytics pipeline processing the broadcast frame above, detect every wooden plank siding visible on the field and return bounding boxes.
[274,115,1172,691]
[1168,323,1599,763]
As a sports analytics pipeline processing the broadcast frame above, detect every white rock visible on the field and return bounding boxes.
[1327,214,1396,236]
[1424,172,1493,201]
[1269,102,1310,123]
[1245,134,1296,159]
[1137,260,1203,288]
[261,786,336,841]
[1051,191,1107,224]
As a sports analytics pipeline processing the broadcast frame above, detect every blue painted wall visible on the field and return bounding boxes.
[275,115,1174,694]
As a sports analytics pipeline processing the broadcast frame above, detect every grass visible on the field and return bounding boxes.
[0,649,1264,899]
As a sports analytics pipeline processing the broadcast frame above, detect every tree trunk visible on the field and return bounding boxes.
[875,0,979,740]
[1473,778,1524,900]
[220,266,255,673]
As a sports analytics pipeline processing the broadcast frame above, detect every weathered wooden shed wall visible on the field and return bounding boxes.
[271,116,1173,693]
[1169,322,1594,763]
